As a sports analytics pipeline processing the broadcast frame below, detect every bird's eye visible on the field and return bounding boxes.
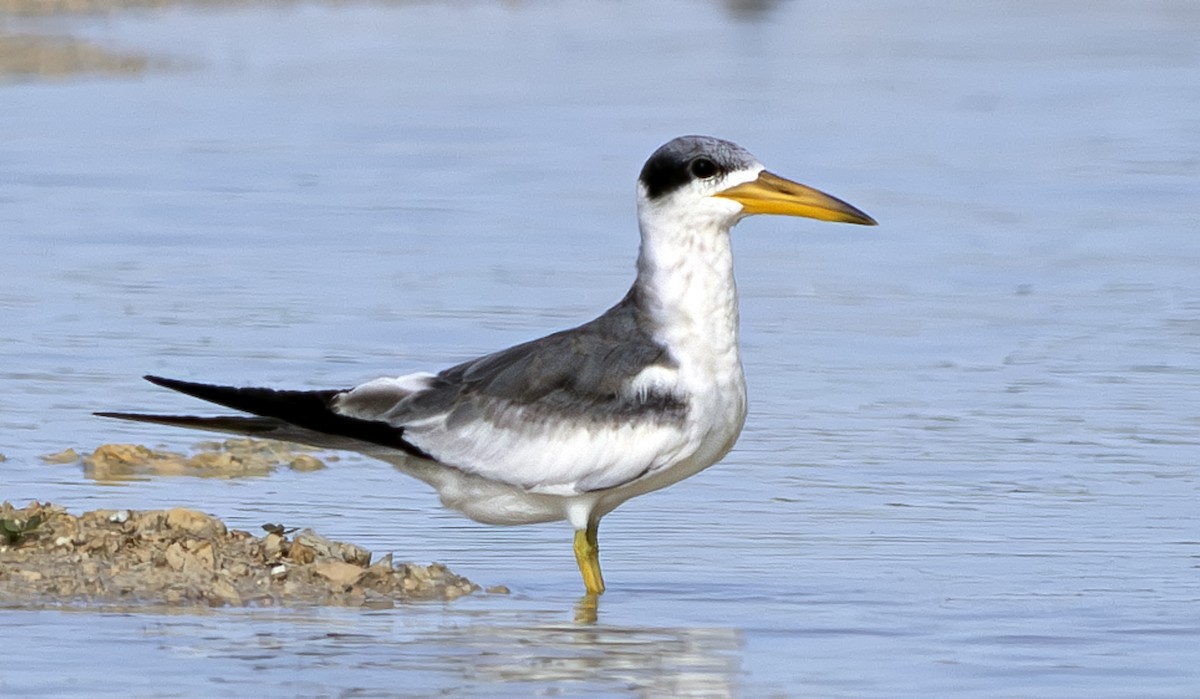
[690,158,718,179]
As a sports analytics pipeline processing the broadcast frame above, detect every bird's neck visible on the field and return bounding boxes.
[632,211,741,370]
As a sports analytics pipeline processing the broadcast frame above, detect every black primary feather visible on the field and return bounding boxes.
[99,375,432,460]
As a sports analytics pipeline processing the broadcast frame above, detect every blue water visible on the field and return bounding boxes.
[2,1,1198,696]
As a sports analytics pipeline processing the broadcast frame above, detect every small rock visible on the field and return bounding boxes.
[108,510,130,524]
[287,540,316,564]
[132,510,167,535]
[313,561,366,589]
[189,540,215,570]
[209,579,241,606]
[163,542,190,572]
[164,508,226,538]
[486,585,511,595]
[186,451,245,473]
[84,444,190,480]
[366,553,394,577]
[294,529,370,566]
[40,448,80,464]
[406,564,432,583]
[287,455,325,472]
[79,438,332,480]
[87,444,155,466]
[262,532,285,559]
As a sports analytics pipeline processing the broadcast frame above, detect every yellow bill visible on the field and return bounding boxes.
[715,171,877,225]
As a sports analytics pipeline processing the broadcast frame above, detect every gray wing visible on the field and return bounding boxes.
[343,289,685,425]
[102,292,695,495]
[335,292,693,493]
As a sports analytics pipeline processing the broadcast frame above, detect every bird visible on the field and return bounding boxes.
[98,135,875,596]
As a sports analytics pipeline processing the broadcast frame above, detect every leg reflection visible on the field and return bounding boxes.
[574,591,600,625]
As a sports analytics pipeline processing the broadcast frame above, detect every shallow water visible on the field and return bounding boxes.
[3,0,1199,696]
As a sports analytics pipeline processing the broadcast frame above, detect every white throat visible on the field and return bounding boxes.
[632,188,745,372]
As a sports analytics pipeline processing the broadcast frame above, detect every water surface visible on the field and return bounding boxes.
[2,1,1198,696]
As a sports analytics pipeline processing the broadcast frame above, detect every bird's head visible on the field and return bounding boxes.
[636,135,876,234]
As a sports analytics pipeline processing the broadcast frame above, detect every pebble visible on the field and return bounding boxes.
[70,439,330,481]
[164,508,226,538]
[288,455,326,472]
[313,561,366,588]
[40,448,80,464]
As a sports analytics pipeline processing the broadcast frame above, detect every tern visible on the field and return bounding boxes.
[99,135,875,595]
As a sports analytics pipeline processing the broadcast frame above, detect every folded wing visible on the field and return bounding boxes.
[105,292,694,495]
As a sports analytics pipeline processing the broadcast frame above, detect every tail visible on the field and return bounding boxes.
[97,375,431,458]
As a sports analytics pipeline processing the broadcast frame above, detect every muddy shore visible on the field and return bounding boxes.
[0,500,490,608]
[0,0,410,81]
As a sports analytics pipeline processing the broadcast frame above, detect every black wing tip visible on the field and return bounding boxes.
[95,411,134,419]
[94,410,180,426]
[143,374,202,391]
[138,374,270,410]
[94,410,284,433]
[109,374,431,459]
[94,410,202,425]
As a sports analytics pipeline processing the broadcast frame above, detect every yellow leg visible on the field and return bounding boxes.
[573,518,605,595]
